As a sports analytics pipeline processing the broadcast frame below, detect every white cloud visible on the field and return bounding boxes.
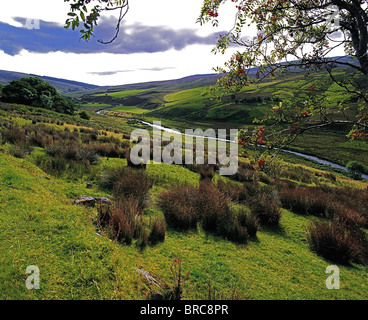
[0,44,237,86]
[0,0,241,86]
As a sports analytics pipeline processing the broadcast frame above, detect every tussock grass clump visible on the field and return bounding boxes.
[308,220,368,265]
[216,179,247,202]
[158,185,200,231]
[247,192,282,226]
[97,196,152,246]
[236,207,259,238]
[279,185,368,225]
[1,127,27,145]
[8,144,33,159]
[158,181,254,243]
[279,187,333,218]
[198,165,215,182]
[331,205,367,231]
[230,161,254,182]
[84,143,127,158]
[197,182,234,234]
[98,166,152,210]
[108,197,139,244]
[148,217,166,245]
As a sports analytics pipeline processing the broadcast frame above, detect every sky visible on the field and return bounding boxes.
[0,0,240,86]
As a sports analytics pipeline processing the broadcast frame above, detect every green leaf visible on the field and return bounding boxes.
[80,12,85,21]
[67,12,77,16]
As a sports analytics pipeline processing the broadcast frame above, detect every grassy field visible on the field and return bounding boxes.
[109,105,148,114]
[79,102,112,111]
[1,63,368,301]
[1,152,367,300]
[93,89,148,98]
[1,103,368,301]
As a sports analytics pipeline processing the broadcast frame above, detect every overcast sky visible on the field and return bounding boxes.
[0,0,241,86]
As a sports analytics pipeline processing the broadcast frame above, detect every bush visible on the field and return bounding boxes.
[98,166,152,210]
[308,220,368,265]
[216,179,247,202]
[346,161,367,180]
[158,185,200,231]
[279,187,333,218]
[8,144,33,158]
[79,111,90,120]
[148,217,166,244]
[248,192,282,225]
[98,196,141,245]
[236,207,259,238]
[197,181,232,233]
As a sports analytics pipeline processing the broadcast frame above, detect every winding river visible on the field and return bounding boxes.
[96,108,368,180]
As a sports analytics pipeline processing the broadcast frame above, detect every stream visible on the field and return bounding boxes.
[96,108,368,180]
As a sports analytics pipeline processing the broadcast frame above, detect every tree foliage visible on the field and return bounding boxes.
[197,0,368,150]
[346,160,367,179]
[64,0,129,43]
[0,77,76,114]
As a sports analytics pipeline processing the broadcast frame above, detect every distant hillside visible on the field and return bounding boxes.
[72,73,223,98]
[0,70,99,94]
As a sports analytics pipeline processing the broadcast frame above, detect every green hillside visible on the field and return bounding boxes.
[0,102,368,300]
[0,70,99,94]
[77,67,367,167]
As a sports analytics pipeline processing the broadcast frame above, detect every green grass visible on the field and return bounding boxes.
[110,105,148,114]
[79,102,111,111]
[94,89,148,98]
[1,149,368,300]
[1,67,368,300]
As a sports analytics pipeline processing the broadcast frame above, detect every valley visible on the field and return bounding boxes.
[0,67,368,301]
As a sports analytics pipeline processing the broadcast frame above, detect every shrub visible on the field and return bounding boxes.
[8,144,33,158]
[198,165,214,182]
[98,166,152,210]
[248,192,282,225]
[158,185,199,231]
[236,207,259,237]
[346,161,367,180]
[216,179,247,202]
[197,181,231,233]
[308,220,368,265]
[99,196,141,245]
[79,111,90,120]
[148,217,166,245]
[279,187,333,218]
[112,168,152,209]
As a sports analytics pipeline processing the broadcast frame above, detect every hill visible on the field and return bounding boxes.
[1,102,368,301]
[77,64,368,168]
[0,70,99,94]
